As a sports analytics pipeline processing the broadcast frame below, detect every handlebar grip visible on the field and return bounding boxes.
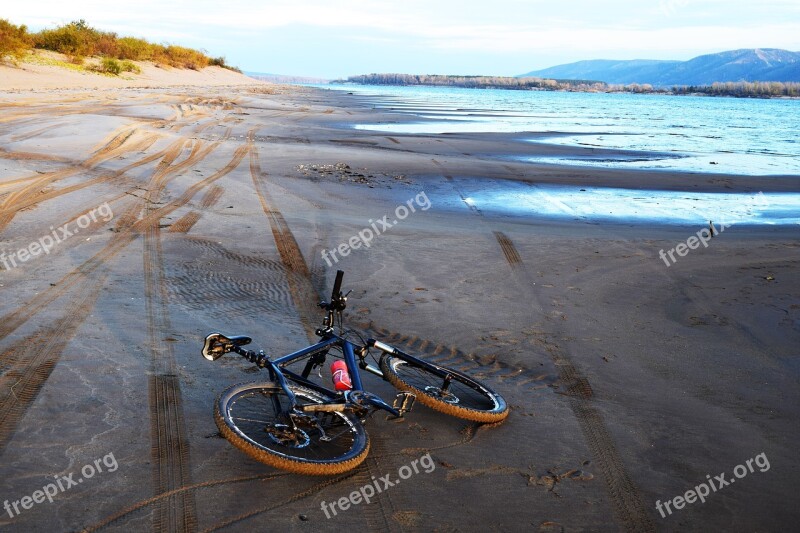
[368,338,398,355]
[331,270,344,301]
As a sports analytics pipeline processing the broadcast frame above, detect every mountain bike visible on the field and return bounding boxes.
[202,270,508,475]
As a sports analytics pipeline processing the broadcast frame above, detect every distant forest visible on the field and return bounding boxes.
[340,74,800,98]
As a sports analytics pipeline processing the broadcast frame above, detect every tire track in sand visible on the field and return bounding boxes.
[125,137,244,533]
[18,135,239,312]
[141,132,253,532]
[168,185,225,234]
[79,420,488,532]
[0,273,109,452]
[0,140,199,453]
[494,231,523,266]
[0,137,247,488]
[168,211,202,234]
[0,128,160,232]
[0,140,184,340]
[248,144,320,340]
[246,145,516,530]
[431,158,655,532]
[0,101,233,232]
[248,144,398,531]
[142,137,198,533]
[354,322,558,389]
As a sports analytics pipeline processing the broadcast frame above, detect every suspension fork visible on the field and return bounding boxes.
[369,338,451,378]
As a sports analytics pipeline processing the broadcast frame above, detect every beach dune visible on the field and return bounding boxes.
[0,50,259,90]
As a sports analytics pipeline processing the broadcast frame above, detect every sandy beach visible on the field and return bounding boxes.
[0,51,259,91]
[0,76,798,533]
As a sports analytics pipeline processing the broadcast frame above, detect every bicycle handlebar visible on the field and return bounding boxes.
[331,270,344,302]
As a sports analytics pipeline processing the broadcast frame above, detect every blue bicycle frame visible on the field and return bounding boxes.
[257,332,403,418]
[203,270,449,419]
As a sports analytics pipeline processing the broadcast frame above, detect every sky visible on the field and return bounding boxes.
[6,0,800,78]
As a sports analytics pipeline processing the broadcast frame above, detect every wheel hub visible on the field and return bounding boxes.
[424,386,459,404]
[264,423,311,448]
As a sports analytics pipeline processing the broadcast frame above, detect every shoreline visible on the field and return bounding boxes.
[313,86,800,195]
[326,84,800,177]
[331,80,800,100]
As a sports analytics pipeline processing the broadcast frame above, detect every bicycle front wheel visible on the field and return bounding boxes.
[215,382,369,475]
[380,356,508,423]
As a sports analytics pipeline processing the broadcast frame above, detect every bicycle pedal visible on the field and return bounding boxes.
[393,392,416,413]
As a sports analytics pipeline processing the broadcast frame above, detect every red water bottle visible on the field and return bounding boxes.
[330,360,352,391]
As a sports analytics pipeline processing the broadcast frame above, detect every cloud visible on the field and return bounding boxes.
[5,0,799,74]
[415,23,800,55]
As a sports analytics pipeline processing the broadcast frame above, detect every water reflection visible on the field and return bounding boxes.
[467,185,800,225]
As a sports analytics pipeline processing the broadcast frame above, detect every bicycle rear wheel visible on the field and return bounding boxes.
[215,382,369,475]
[380,356,508,423]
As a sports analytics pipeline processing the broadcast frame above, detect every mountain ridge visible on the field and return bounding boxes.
[520,49,800,86]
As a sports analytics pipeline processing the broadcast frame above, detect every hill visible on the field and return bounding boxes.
[520,49,800,86]
[1,18,257,90]
[1,50,259,90]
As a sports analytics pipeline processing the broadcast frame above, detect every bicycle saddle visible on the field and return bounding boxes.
[202,333,252,361]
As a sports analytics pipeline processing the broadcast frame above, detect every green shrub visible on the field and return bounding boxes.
[116,36,152,60]
[100,57,122,75]
[0,19,32,62]
[120,59,140,74]
[148,44,167,66]
[209,56,242,73]
[10,17,240,72]
[95,31,119,57]
[34,20,98,59]
[163,45,209,70]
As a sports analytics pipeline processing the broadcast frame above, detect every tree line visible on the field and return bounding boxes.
[342,73,607,91]
[340,74,800,98]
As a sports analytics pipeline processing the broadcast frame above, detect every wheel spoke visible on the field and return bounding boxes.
[386,358,503,413]
[231,416,274,424]
[219,384,367,464]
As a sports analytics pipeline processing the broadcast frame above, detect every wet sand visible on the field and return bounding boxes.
[0,84,798,532]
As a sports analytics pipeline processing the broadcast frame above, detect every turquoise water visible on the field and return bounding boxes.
[316,84,800,224]
[325,84,800,177]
